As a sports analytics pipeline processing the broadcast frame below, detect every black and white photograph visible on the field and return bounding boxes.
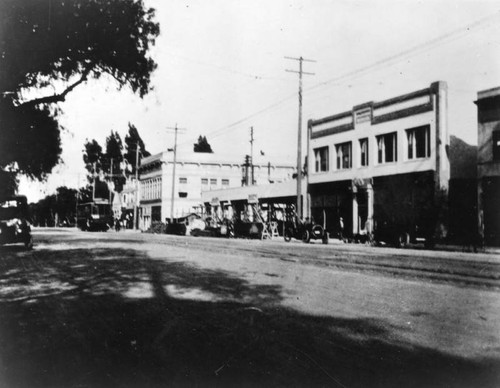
[1,0,500,387]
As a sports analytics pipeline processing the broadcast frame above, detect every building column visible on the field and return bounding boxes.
[477,180,485,245]
[352,185,358,235]
[367,183,374,234]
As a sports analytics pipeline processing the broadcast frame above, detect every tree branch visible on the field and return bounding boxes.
[16,68,93,108]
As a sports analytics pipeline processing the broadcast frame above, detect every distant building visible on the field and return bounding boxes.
[476,86,500,246]
[308,81,449,243]
[111,179,139,228]
[138,151,295,230]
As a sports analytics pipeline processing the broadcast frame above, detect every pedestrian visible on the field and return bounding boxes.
[339,216,344,241]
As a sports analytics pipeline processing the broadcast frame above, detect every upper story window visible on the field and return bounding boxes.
[221,179,229,186]
[314,146,329,172]
[377,132,397,164]
[178,192,188,198]
[141,177,161,200]
[210,178,217,185]
[407,125,430,159]
[336,142,352,169]
[201,178,208,185]
[359,138,369,167]
[493,131,500,161]
[179,177,187,184]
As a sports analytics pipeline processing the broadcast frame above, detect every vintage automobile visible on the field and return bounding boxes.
[0,195,33,249]
[283,217,329,244]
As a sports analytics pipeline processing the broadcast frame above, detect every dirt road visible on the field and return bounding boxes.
[1,228,499,387]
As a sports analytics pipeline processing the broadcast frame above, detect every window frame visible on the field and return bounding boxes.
[359,138,369,167]
[376,132,398,164]
[406,125,431,160]
[314,146,329,172]
[335,141,352,170]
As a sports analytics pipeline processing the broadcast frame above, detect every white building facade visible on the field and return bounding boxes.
[308,81,449,242]
[139,151,295,230]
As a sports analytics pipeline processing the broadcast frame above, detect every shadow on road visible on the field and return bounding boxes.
[0,245,498,388]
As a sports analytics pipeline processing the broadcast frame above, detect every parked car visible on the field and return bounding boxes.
[0,195,33,249]
[284,218,329,244]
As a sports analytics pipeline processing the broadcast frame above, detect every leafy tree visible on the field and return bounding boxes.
[124,123,150,176]
[82,139,108,199]
[193,136,213,153]
[0,0,160,194]
[83,139,104,177]
[30,186,82,226]
[104,131,125,192]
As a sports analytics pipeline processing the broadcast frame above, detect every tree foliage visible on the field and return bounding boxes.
[193,136,213,153]
[83,139,103,173]
[0,0,160,193]
[104,131,125,192]
[82,124,149,196]
[83,139,108,199]
[124,123,150,175]
[29,185,92,226]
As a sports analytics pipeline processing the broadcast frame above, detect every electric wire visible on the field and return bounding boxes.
[177,11,500,145]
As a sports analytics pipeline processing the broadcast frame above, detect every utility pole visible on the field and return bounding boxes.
[250,127,255,185]
[109,157,113,206]
[166,124,186,222]
[92,162,96,201]
[285,56,315,221]
[75,173,80,229]
[133,143,140,230]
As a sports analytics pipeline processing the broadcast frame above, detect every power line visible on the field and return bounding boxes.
[305,10,500,94]
[176,11,500,149]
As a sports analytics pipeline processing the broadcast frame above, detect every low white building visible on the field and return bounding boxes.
[139,151,295,230]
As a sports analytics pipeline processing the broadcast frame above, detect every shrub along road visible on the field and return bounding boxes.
[0,228,499,387]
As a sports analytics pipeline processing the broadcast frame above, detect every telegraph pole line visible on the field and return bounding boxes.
[133,144,140,230]
[285,56,315,221]
[109,157,113,205]
[166,124,187,222]
[92,162,96,201]
[75,173,80,229]
[250,126,255,185]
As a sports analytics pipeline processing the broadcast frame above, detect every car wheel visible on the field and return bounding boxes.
[302,229,311,243]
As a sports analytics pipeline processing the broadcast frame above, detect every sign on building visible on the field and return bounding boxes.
[248,194,259,204]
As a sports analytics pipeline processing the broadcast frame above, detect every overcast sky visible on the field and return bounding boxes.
[20,0,500,201]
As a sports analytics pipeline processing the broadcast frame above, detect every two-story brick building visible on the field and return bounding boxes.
[308,81,449,244]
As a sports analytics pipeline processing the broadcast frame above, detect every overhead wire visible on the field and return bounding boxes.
[178,10,500,147]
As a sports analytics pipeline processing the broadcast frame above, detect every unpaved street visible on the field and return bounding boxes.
[1,228,499,387]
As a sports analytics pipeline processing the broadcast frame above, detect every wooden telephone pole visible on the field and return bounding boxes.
[133,143,140,230]
[285,56,315,221]
[166,124,186,222]
[250,126,255,185]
